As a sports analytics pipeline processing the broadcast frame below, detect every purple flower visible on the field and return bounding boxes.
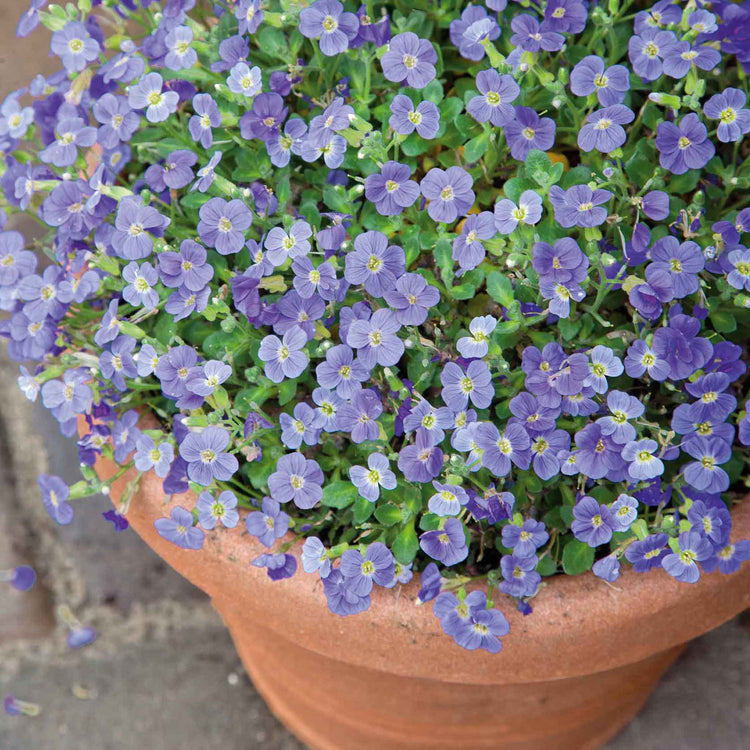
[17,266,73,322]
[420,167,475,224]
[628,29,677,81]
[441,360,493,410]
[165,25,197,70]
[633,0,681,34]
[641,190,670,221]
[227,62,262,97]
[268,453,324,509]
[625,533,669,572]
[702,540,750,576]
[323,569,370,615]
[240,92,288,142]
[573,423,623,480]
[301,537,331,577]
[389,95,440,139]
[548,184,612,228]
[39,117,97,168]
[344,230,405,296]
[727,249,750,291]
[398,431,443,483]
[154,506,205,550]
[477,421,531,477]
[685,372,737,424]
[349,453,397,502]
[428,481,469,517]
[197,197,252,255]
[158,239,214,291]
[340,542,395,596]
[688,500,730,548]
[50,21,100,72]
[38,474,73,526]
[308,97,355,148]
[540,278,585,318]
[236,0,263,34]
[381,32,436,89]
[449,5,499,61]
[122,261,159,309]
[258,325,309,383]
[128,72,180,123]
[347,308,403,368]
[383,273,439,326]
[570,55,630,106]
[419,518,468,566]
[510,14,564,53]
[598,391,643,444]
[467,70,519,128]
[584,346,623,395]
[502,519,549,558]
[530,430,570,480]
[656,113,715,175]
[682,436,731,493]
[195,490,240,531]
[112,197,170,261]
[494,190,542,235]
[245,497,289,545]
[610,494,638,533]
[280,402,321,449]
[652,313,713,381]
[134,436,174,478]
[662,531,713,584]
[41,369,92,424]
[544,0,587,33]
[189,94,221,149]
[0,231,36,286]
[337,389,383,443]
[251,553,298,581]
[93,94,140,149]
[577,105,634,153]
[315,344,368,398]
[504,107,556,161]
[703,88,750,143]
[4,565,36,592]
[532,238,588,284]
[179,427,239,486]
[499,554,541,597]
[571,495,616,547]
[624,338,670,381]
[192,151,222,192]
[448,211,492,270]
[662,41,720,80]
[299,0,359,57]
[265,220,312,266]
[592,554,621,583]
[418,562,443,602]
[457,315,497,359]
[364,161,419,217]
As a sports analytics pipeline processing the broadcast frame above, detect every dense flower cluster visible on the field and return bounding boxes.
[1,0,749,653]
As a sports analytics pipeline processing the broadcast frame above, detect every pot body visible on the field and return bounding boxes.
[92,443,750,750]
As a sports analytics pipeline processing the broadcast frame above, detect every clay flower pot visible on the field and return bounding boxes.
[91,439,750,750]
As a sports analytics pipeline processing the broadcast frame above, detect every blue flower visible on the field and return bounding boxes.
[154,506,205,550]
[662,531,713,584]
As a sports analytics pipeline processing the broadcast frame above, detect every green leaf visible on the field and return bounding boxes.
[536,556,558,577]
[486,271,514,307]
[463,131,490,163]
[392,524,419,565]
[434,238,454,284]
[321,480,358,509]
[374,503,403,526]
[353,494,375,523]
[562,540,595,575]
[277,378,298,406]
[710,310,737,333]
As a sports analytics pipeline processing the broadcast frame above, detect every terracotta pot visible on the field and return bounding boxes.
[89,430,750,750]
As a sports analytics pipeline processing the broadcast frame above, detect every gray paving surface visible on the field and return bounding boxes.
[0,4,748,749]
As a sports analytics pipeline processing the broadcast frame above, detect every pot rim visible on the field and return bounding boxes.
[85,416,750,685]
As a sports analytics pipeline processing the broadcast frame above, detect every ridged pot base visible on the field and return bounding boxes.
[218,599,684,749]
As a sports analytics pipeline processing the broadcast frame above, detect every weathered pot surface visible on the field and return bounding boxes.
[90,430,750,750]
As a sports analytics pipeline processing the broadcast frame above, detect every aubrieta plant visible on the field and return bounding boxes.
[1,0,749,654]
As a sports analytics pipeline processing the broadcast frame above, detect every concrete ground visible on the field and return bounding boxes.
[0,4,748,749]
